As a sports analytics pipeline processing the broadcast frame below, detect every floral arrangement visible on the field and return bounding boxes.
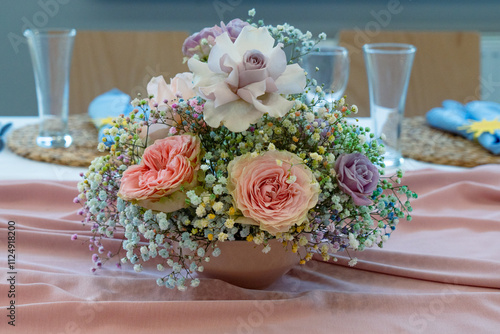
[75,9,416,290]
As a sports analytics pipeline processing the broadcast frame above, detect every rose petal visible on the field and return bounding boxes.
[208,32,242,73]
[237,80,267,104]
[202,100,261,132]
[200,81,239,108]
[274,63,307,94]
[265,46,287,80]
[147,76,175,110]
[234,26,275,55]
[188,59,225,89]
[249,92,295,118]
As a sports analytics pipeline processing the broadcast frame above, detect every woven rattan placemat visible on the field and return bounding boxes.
[7,115,499,168]
[7,115,104,167]
[400,116,500,167]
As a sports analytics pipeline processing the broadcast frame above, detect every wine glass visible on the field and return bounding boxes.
[302,46,349,104]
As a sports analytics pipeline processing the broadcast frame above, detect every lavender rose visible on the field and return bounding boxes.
[220,18,249,42]
[182,19,249,59]
[334,153,379,206]
[182,25,222,59]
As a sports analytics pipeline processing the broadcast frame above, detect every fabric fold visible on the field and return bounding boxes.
[1,166,500,333]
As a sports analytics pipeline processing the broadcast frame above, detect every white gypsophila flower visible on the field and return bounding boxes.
[305,112,315,122]
[131,98,141,107]
[196,205,206,217]
[286,175,297,184]
[348,233,360,250]
[213,184,225,195]
[109,126,118,136]
[218,232,228,241]
[299,235,308,246]
[348,258,358,267]
[224,219,235,228]
[213,202,224,213]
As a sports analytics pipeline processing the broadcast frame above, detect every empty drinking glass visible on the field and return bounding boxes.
[363,43,416,168]
[302,46,349,104]
[24,28,76,148]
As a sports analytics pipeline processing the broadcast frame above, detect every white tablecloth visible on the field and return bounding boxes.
[0,116,465,181]
[1,117,87,181]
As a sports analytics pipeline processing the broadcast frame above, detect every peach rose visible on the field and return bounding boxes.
[227,151,320,235]
[118,134,201,213]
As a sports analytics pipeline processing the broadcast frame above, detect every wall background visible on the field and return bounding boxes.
[2,0,500,116]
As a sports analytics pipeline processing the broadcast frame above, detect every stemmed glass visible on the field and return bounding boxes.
[301,46,349,104]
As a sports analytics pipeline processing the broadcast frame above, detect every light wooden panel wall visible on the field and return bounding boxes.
[338,31,480,117]
[69,31,189,114]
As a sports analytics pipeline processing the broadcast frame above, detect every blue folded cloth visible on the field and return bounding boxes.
[426,100,500,155]
[88,89,135,146]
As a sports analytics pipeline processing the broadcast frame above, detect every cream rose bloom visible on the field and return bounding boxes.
[188,25,306,132]
[227,150,320,235]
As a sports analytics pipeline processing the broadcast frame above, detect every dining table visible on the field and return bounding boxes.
[1,116,499,333]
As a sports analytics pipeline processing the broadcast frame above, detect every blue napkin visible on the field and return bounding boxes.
[426,100,500,155]
[88,89,135,146]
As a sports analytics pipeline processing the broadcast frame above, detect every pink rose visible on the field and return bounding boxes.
[147,72,195,111]
[118,135,201,212]
[140,73,195,144]
[334,153,379,206]
[227,151,319,235]
[188,25,306,132]
[138,123,172,145]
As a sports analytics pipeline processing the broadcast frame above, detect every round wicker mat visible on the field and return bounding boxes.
[7,115,104,167]
[400,117,500,167]
[8,115,499,168]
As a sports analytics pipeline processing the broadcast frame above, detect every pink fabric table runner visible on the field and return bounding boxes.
[1,166,499,333]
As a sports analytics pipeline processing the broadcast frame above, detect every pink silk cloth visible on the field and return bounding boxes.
[1,165,500,333]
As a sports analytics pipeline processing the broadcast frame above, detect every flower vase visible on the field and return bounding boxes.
[198,239,299,289]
